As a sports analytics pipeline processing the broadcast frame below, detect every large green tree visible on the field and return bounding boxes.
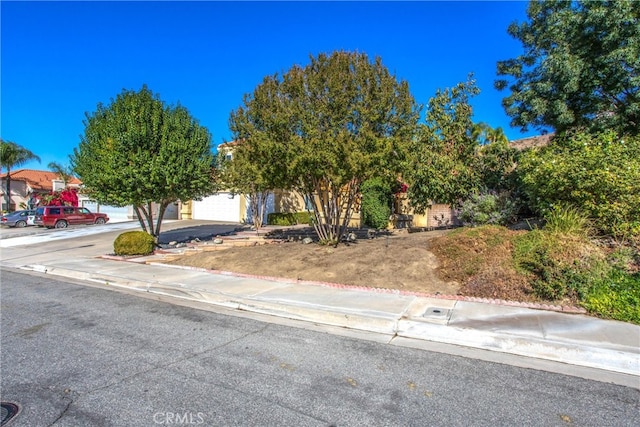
[230,51,420,244]
[404,78,481,212]
[0,139,41,212]
[71,86,216,238]
[496,0,640,135]
[226,75,293,230]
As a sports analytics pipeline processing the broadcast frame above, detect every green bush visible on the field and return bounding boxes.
[114,231,155,256]
[582,270,640,324]
[361,177,393,229]
[513,230,609,300]
[519,130,640,241]
[458,191,517,227]
[267,212,313,226]
[543,205,592,236]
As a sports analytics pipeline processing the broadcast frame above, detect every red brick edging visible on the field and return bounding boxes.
[99,253,587,314]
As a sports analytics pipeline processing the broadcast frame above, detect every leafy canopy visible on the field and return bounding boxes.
[404,77,481,212]
[229,51,420,244]
[71,85,216,237]
[225,74,295,229]
[519,130,640,241]
[496,0,640,135]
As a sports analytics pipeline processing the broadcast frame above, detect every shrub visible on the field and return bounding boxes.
[114,231,155,256]
[458,191,517,227]
[582,270,640,324]
[543,205,592,237]
[513,229,609,300]
[361,178,393,229]
[519,130,640,241]
[267,212,313,226]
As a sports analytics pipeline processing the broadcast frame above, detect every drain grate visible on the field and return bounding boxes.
[422,307,451,318]
[1,402,20,426]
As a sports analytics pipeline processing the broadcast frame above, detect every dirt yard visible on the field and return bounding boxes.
[166,229,462,296]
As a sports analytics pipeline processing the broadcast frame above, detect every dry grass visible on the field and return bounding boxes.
[428,225,537,301]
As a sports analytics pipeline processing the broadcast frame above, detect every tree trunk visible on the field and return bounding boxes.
[134,203,155,237]
[133,205,149,234]
[155,201,169,239]
[4,168,12,212]
[303,177,360,245]
[247,190,270,230]
[133,202,168,244]
[146,201,156,237]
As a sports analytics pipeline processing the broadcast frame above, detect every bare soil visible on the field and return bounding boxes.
[164,224,634,308]
[166,229,462,297]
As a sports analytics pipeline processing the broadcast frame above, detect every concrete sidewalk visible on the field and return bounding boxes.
[15,251,639,386]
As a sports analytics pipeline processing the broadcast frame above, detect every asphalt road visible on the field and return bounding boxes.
[2,270,639,427]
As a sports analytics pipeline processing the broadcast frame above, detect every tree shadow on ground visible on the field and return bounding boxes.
[158,224,241,244]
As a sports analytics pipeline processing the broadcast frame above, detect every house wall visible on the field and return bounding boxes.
[391,194,459,229]
[273,189,305,213]
[427,204,460,228]
[0,180,28,211]
[273,189,361,227]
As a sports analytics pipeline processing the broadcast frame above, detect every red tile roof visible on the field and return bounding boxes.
[0,169,82,192]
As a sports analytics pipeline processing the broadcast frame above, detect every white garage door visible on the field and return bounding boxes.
[82,201,131,223]
[192,193,243,222]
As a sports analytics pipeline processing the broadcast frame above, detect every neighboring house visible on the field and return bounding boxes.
[0,169,82,211]
[189,141,352,225]
[0,168,147,222]
[185,142,275,224]
[188,134,553,228]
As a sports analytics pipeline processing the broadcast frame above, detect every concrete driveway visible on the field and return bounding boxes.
[0,220,242,249]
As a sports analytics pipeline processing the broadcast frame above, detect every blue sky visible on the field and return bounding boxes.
[2,1,537,172]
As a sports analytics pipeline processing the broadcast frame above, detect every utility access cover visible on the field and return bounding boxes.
[423,307,451,318]
[1,402,20,426]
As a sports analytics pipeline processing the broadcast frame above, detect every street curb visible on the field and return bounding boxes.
[124,256,587,314]
[396,318,640,376]
[21,261,638,377]
[22,263,400,336]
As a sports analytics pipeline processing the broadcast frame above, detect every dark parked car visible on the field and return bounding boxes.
[34,206,109,229]
[1,210,36,228]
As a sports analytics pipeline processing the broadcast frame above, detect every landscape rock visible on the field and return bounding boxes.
[302,237,314,244]
[213,238,224,244]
